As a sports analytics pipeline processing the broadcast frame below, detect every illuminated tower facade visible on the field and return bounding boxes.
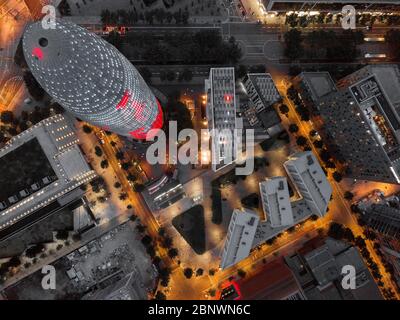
[22,20,163,139]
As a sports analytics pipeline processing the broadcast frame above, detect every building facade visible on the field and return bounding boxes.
[259,177,293,227]
[0,114,96,240]
[363,203,400,238]
[284,152,332,217]
[285,237,383,300]
[23,20,163,140]
[317,65,400,183]
[205,68,239,171]
[221,151,332,269]
[220,209,260,269]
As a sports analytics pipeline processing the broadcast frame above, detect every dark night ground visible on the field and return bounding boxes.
[172,205,206,255]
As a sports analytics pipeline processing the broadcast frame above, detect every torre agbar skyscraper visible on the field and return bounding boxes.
[22,20,163,139]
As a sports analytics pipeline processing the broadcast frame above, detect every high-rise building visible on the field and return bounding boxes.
[243,73,281,114]
[22,20,163,140]
[316,65,400,183]
[242,73,282,136]
[205,67,239,171]
[284,152,332,217]
[362,203,400,239]
[259,177,293,228]
[220,209,260,269]
[0,114,96,240]
[221,151,332,268]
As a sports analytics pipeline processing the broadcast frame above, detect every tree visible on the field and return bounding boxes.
[115,151,124,160]
[158,227,166,237]
[181,68,193,82]
[237,269,246,278]
[155,291,166,300]
[119,192,128,201]
[121,162,132,170]
[196,268,204,277]
[279,104,289,115]
[127,173,137,182]
[344,191,354,200]
[363,229,377,241]
[168,248,179,258]
[82,125,92,134]
[1,111,14,124]
[313,140,324,149]
[183,267,193,279]
[355,236,366,248]
[101,159,109,169]
[284,29,304,60]
[165,99,193,132]
[95,146,103,157]
[136,224,147,233]
[288,123,299,133]
[163,237,173,249]
[296,136,307,146]
[114,182,121,188]
[141,235,152,247]
[166,71,176,81]
[332,171,343,182]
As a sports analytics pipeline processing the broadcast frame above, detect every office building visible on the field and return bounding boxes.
[23,20,163,140]
[317,65,400,183]
[242,73,282,137]
[220,209,260,269]
[259,177,293,227]
[293,72,336,113]
[221,151,332,268]
[362,203,400,239]
[253,151,332,248]
[284,151,332,217]
[285,237,383,300]
[205,67,239,171]
[0,114,96,240]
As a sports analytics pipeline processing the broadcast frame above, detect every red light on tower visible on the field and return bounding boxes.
[116,90,131,110]
[224,94,233,104]
[32,47,43,60]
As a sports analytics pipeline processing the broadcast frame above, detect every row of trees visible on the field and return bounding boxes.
[0,104,63,145]
[116,30,242,65]
[284,29,362,62]
[101,8,189,26]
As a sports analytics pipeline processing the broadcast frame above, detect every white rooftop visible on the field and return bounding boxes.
[0,115,96,232]
[259,177,293,227]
